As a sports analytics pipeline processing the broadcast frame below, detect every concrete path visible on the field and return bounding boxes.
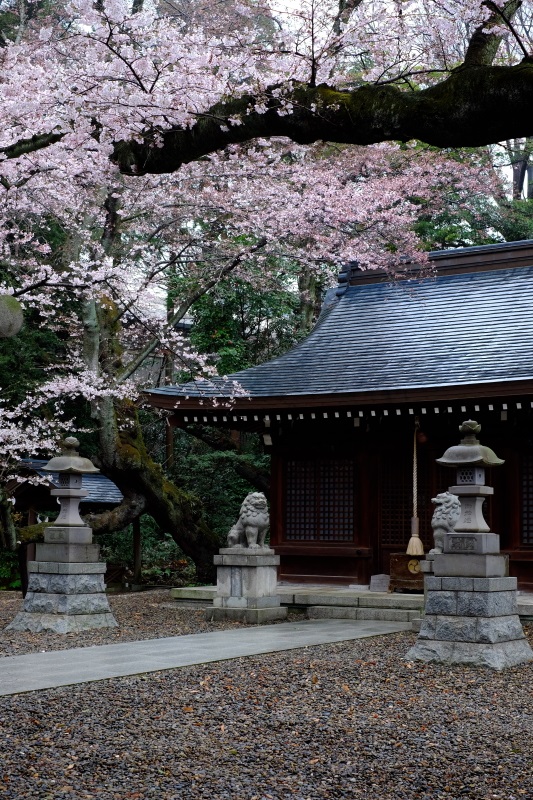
[0,618,410,696]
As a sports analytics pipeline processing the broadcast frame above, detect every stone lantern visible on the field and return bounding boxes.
[436,419,504,540]
[7,437,118,633]
[406,420,533,669]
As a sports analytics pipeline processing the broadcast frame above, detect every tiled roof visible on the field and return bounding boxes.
[20,460,123,506]
[147,264,533,401]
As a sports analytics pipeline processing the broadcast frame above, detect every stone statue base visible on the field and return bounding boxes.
[6,526,118,633]
[406,544,533,669]
[205,546,287,624]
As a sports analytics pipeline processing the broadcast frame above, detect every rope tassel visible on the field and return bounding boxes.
[406,421,425,556]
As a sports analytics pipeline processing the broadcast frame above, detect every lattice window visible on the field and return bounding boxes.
[318,461,354,541]
[457,468,475,484]
[284,459,355,542]
[521,453,533,545]
[285,460,316,541]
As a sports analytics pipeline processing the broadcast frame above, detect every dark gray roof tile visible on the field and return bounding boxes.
[147,265,533,400]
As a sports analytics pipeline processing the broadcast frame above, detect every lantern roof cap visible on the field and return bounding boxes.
[42,437,100,475]
[436,420,504,468]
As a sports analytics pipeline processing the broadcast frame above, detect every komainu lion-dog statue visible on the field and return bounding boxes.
[429,491,461,554]
[227,492,270,549]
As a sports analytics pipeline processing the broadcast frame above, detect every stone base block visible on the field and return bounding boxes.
[6,611,118,634]
[426,577,517,592]
[36,543,100,563]
[213,594,281,609]
[205,606,287,624]
[433,554,508,578]
[28,561,107,574]
[44,526,93,545]
[23,591,112,615]
[419,613,526,643]
[215,549,279,567]
[216,563,278,599]
[443,532,500,554]
[425,589,517,617]
[27,573,105,595]
[405,637,533,670]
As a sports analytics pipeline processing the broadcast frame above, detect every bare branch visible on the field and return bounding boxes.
[117,237,267,382]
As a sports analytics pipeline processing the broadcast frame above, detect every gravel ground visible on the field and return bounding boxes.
[0,591,532,800]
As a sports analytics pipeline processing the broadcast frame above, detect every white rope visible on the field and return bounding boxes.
[406,419,425,555]
[413,423,418,519]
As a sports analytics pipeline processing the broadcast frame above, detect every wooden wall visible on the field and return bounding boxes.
[267,411,533,590]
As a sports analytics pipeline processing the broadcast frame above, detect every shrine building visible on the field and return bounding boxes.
[145,240,533,591]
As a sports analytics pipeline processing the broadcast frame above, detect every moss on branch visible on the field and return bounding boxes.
[113,63,533,176]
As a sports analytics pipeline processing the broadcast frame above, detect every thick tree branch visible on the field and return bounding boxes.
[1,129,65,160]
[113,64,533,176]
[84,491,147,535]
[463,0,522,66]
[3,62,533,174]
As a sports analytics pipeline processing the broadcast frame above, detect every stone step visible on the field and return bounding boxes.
[307,605,421,623]
[289,591,424,610]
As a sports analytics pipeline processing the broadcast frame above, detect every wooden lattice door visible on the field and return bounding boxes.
[283,458,356,543]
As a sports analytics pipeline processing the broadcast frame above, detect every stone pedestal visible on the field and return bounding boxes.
[205,547,287,624]
[406,534,533,669]
[7,525,118,633]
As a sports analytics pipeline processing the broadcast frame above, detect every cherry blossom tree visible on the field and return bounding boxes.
[0,0,529,575]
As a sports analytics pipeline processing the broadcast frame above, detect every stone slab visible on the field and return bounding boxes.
[418,613,529,644]
[0,619,413,696]
[457,590,517,617]
[425,577,442,590]
[425,591,457,616]
[214,554,280,567]
[35,543,100,564]
[434,615,478,642]
[6,611,118,634]
[218,547,275,555]
[213,594,281,609]
[405,637,533,670]
[433,554,508,577]
[28,561,107,574]
[22,592,113,615]
[44,526,93,545]
[50,488,87,498]
[448,485,493,496]
[440,577,475,591]
[205,606,288,624]
[358,595,423,610]
[307,606,417,623]
[170,586,217,601]
[476,615,526,644]
[27,573,105,595]
[473,577,517,591]
[293,594,361,607]
[369,574,390,592]
[443,533,500,555]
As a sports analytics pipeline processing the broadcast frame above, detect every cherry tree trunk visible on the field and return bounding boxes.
[96,397,219,584]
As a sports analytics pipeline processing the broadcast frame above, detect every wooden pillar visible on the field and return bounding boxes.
[165,421,174,469]
[133,517,142,583]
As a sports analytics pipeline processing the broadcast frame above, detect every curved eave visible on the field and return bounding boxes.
[145,377,533,413]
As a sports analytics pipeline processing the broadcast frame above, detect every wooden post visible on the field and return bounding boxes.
[133,517,142,583]
[165,421,174,469]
